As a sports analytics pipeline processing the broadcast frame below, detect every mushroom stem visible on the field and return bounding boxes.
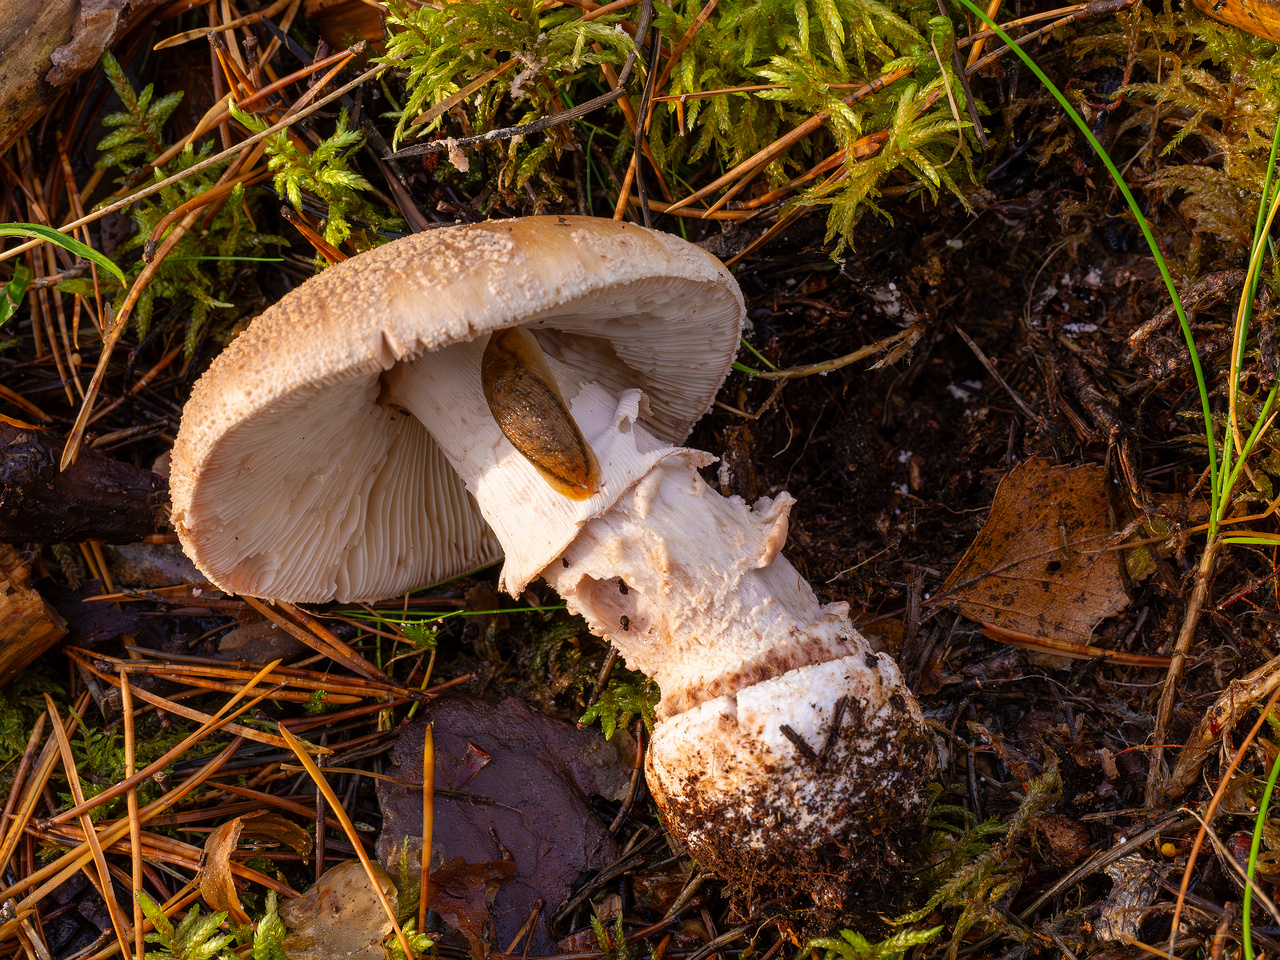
[543,458,932,897]
[382,333,684,596]
[544,460,858,720]
[382,330,933,904]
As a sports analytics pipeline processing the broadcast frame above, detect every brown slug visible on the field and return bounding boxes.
[481,326,601,500]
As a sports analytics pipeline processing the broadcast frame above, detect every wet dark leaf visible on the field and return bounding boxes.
[377,698,629,956]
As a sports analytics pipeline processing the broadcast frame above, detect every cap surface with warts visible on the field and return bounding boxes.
[170,216,744,602]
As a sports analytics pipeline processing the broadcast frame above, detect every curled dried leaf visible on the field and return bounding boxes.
[200,813,313,923]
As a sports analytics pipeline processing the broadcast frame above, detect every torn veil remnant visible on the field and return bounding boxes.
[170,216,934,909]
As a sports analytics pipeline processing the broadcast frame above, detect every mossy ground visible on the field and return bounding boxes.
[4,0,1280,956]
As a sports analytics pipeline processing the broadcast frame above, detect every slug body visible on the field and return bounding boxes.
[481,327,601,500]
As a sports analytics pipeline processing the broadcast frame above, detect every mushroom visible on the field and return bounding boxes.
[171,216,934,907]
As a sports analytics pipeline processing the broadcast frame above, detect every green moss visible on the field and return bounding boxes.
[229,105,402,250]
[137,892,237,960]
[893,756,1066,958]
[63,718,201,821]
[806,925,944,960]
[1066,2,1280,267]
[579,677,658,740]
[0,665,64,767]
[62,53,285,356]
[380,0,982,250]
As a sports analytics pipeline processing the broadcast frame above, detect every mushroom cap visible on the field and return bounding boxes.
[170,217,745,603]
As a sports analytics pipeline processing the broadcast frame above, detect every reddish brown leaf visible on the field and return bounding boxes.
[429,858,517,960]
[377,699,628,956]
[936,459,1129,646]
[199,812,313,923]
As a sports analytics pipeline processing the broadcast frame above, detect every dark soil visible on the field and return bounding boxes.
[3,1,1280,957]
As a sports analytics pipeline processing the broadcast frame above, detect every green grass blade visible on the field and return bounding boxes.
[0,262,32,325]
[0,223,127,285]
[1222,381,1280,506]
[1250,117,1280,274]
[1223,115,1280,522]
[735,336,779,377]
[1243,708,1280,959]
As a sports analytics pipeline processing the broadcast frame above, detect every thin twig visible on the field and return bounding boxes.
[0,739,241,916]
[1146,540,1222,806]
[119,673,144,960]
[419,723,435,932]
[154,0,295,48]
[50,658,295,823]
[632,26,662,228]
[44,696,133,960]
[1165,683,1280,960]
[954,325,1045,424]
[0,695,88,882]
[752,324,923,379]
[935,0,987,148]
[0,715,46,879]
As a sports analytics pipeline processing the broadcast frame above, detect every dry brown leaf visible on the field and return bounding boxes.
[936,459,1129,645]
[280,859,399,960]
[200,812,313,923]
[201,817,251,923]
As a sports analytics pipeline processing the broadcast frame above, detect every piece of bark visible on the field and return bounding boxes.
[0,421,164,543]
[104,542,201,588]
[0,544,67,685]
[0,0,163,152]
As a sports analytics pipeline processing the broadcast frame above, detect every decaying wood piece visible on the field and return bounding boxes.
[0,545,67,686]
[0,420,164,543]
[0,0,164,152]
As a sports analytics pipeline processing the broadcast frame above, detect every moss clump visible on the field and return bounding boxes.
[380,0,984,250]
[1066,2,1280,270]
[59,53,284,356]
